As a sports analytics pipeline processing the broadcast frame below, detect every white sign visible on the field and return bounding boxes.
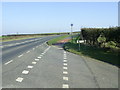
[77,40,85,43]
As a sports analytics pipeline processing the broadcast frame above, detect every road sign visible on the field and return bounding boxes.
[71,24,73,26]
[77,40,84,43]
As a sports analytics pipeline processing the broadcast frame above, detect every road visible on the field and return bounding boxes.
[2,35,119,88]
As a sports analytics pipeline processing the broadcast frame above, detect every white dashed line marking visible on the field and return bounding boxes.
[62,84,69,88]
[41,53,44,55]
[64,57,67,59]
[63,60,67,62]
[63,63,67,66]
[18,54,23,58]
[4,60,13,65]
[63,67,68,70]
[26,51,30,53]
[33,48,35,50]
[35,59,39,61]
[63,77,68,81]
[32,62,37,64]
[38,57,41,59]
[16,77,24,82]
[40,55,43,57]
[27,65,33,69]
[22,70,29,74]
[64,52,66,54]
[63,71,68,74]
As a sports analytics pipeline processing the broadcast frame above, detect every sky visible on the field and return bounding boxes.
[2,2,118,35]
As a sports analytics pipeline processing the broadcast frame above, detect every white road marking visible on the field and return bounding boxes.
[40,55,43,57]
[63,63,67,66]
[64,57,67,59]
[63,67,68,70]
[27,65,33,69]
[18,54,23,58]
[4,60,13,65]
[32,62,37,64]
[63,77,68,81]
[16,77,24,82]
[26,51,30,53]
[35,59,39,61]
[63,60,67,62]
[41,53,44,55]
[64,52,66,54]
[63,71,68,74]
[33,48,35,50]
[38,57,41,59]
[62,84,69,88]
[22,70,29,74]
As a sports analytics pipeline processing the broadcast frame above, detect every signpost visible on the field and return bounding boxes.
[77,40,85,51]
[71,24,73,42]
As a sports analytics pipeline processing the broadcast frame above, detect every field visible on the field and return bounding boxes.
[1,33,69,42]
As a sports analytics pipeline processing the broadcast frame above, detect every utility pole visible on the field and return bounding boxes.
[71,24,73,42]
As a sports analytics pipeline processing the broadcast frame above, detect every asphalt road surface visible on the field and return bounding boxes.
[2,35,118,88]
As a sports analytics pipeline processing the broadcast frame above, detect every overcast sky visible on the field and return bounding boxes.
[2,2,118,35]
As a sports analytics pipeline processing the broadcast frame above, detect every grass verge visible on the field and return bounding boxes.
[47,35,70,45]
[63,38,119,67]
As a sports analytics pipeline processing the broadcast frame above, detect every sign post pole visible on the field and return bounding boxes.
[71,24,73,42]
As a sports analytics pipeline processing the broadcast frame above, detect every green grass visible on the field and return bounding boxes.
[47,35,70,45]
[63,38,119,67]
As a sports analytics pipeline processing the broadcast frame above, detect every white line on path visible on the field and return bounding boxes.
[4,60,13,65]
[64,51,66,53]
[62,84,69,88]
[22,70,29,74]
[16,77,24,82]
[63,60,67,62]
[63,77,68,81]
[18,54,23,58]
[27,65,33,69]
[63,67,68,70]
[32,62,37,64]
[63,71,68,74]
[64,57,67,59]
[63,63,67,66]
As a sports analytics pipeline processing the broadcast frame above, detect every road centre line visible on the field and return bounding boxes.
[4,60,13,65]
[18,54,23,58]
[26,51,30,53]
[33,48,35,50]
[16,77,24,82]
[40,55,43,57]
[22,70,29,74]
[27,65,33,69]
[35,59,39,61]
[32,61,37,64]
[38,57,41,59]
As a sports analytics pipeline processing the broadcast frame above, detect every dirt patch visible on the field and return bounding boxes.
[57,39,71,43]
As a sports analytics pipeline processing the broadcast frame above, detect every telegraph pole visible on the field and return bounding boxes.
[71,24,73,42]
